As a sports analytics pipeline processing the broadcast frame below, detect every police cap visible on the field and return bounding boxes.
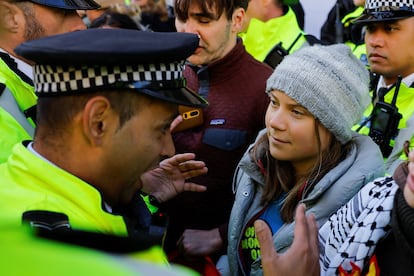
[15,28,208,108]
[26,0,100,10]
[353,0,414,24]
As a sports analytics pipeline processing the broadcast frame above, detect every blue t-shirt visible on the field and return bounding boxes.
[240,195,285,274]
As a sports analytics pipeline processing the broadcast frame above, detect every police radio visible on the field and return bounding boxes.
[263,33,303,69]
[368,76,403,157]
[263,42,289,69]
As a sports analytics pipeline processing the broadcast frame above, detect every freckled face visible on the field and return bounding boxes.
[265,90,331,173]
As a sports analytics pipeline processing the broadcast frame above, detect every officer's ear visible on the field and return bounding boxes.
[82,96,114,147]
[0,1,24,33]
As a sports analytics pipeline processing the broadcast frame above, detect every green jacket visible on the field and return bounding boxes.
[0,54,36,163]
[0,142,174,265]
[1,222,198,275]
[342,7,368,67]
[239,6,307,62]
[0,142,130,234]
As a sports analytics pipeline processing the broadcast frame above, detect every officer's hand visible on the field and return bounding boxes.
[353,0,365,7]
[141,153,207,203]
[170,115,183,132]
[255,204,320,276]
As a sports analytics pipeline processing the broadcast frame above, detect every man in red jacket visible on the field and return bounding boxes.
[160,0,273,271]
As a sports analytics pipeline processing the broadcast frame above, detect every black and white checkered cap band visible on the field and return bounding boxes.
[34,61,185,94]
[365,0,414,10]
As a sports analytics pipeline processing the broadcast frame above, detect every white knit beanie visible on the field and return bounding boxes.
[266,44,370,144]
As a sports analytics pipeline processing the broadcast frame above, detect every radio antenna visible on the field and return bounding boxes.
[391,75,402,107]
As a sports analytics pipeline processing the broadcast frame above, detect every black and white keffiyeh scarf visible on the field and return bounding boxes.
[319,176,398,275]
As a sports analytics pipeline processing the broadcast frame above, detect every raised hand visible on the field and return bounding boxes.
[141,153,208,203]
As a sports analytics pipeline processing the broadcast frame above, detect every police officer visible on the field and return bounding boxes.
[320,0,367,67]
[321,0,365,42]
[0,28,208,267]
[353,0,414,174]
[0,0,100,163]
[240,0,319,67]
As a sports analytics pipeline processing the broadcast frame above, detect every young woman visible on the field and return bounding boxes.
[250,143,414,276]
[217,44,386,276]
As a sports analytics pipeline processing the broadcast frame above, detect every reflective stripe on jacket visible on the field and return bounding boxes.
[0,55,36,163]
